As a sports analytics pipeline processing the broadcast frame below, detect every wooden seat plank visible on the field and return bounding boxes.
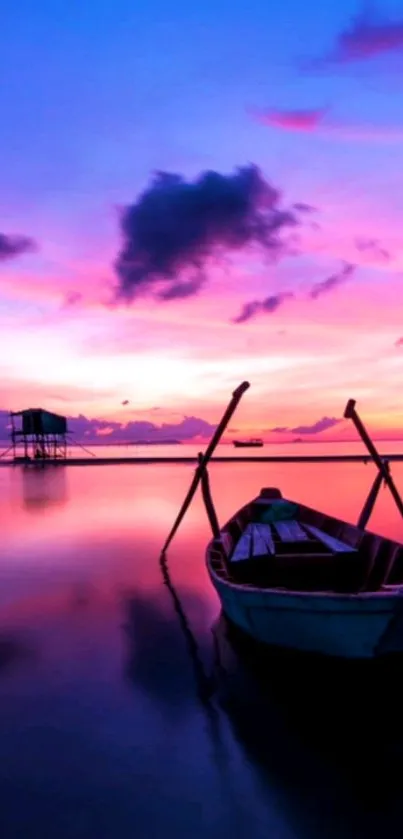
[251,525,271,557]
[252,523,275,554]
[304,524,356,553]
[274,520,309,542]
[230,529,252,563]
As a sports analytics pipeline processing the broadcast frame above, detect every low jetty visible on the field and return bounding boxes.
[2,453,403,467]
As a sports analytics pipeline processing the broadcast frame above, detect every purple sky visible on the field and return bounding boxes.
[2,2,403,441]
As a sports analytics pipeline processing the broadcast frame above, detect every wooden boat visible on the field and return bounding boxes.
[163,384,403,660]
[233,438,264,448]
[206,487,403,659]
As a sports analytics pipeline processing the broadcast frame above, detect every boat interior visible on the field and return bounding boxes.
[208,488,403,594]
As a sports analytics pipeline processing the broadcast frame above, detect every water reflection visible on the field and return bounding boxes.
[1,460,403,838]
[212,612,403,838]
[124,590,196,713]
[123,581,233,791]
[69,582,95,611]
[0,632,34,675]
[123,585,214,714]
[21,466,68,512]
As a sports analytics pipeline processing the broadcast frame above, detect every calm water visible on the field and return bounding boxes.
[1,458,403,837]
[3,440,403,461]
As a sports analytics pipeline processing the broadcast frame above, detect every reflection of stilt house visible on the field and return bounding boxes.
[10,409,68,462]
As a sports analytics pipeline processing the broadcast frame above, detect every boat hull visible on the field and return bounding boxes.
[207,566,403,659]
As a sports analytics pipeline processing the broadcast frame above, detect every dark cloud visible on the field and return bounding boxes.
[121,400,130,406]
[0,410,217,443]
[272,417,341,435]
[292,202,318,213]
[314,10,403,66]
[115,166,300,302]
[355,238,390,262]
[158,275,205,300]
[233,301,261,324]
[291,417,342,434]
[233,291,293,324]
[309,263,355,300]
[0,233,36,262]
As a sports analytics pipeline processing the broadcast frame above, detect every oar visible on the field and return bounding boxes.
[344,399,403,519]
[161,380,250,553]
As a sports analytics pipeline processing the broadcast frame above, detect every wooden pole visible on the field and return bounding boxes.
[161,381,250,553]
[344,399,403,519]
[198,453,220,539]
[10,413,16,460]
[357,463,387,530]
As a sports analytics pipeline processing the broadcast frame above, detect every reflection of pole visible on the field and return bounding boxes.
[159,551,215,703]
[344,399,403,519]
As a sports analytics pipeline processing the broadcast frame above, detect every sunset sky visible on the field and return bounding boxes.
[2,1,403,442]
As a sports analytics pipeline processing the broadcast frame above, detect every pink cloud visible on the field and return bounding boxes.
[256,108,327,132]
[295,185,403,272]
[253,107,403,143]
[63,290,83,308]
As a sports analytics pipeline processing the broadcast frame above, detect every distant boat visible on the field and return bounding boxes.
[233,438,264,448]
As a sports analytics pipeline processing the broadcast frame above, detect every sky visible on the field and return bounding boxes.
[2,0,403,442]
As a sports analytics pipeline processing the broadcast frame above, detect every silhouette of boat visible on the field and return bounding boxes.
[233,438,263,448]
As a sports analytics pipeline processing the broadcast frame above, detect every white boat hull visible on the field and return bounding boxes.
[208,567,403,659]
